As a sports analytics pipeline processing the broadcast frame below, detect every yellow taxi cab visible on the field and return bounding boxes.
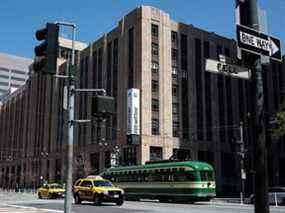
[38,183,65,199]
[73,175,124,205]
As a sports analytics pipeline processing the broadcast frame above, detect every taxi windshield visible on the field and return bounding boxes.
[49,184,63,189]
[93,181,113,187]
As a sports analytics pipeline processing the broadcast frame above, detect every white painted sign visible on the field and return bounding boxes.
[127,88,140,135]
[239,31,279,56]
[237,24,282,61]
[205,59,251,80]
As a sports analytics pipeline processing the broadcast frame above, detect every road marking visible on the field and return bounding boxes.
[1,204,63,213]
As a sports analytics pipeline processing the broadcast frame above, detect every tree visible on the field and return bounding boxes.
[74,154,92,179]
[272,101,285,138]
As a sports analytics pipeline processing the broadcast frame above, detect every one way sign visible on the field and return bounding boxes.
[237,24,282,61]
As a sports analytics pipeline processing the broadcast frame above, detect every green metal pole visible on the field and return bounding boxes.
[237,0,269,212]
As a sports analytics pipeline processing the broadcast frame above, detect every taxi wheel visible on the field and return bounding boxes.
[38,192,42,199]
[74,194,81,204]
[94,194,102,206]
[48,193,54,199]
[116,199,124,206]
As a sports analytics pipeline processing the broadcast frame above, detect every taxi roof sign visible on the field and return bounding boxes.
[86,175,104,180]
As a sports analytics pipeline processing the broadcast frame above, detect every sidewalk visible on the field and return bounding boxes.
[212,197,244,204]
[0,190,38,204]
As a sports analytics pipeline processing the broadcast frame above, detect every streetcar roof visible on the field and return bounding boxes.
[102,161,214,174]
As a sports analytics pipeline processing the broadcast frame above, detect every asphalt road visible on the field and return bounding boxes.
[1,191,285,213]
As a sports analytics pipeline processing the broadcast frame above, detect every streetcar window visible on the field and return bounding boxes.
[173,173,196,181]
[149,174,163,182]
[199,171,214,181]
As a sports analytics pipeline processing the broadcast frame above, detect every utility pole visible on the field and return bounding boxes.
[53,22,76,213]
[235,0,269,212]
[64,23,76,213]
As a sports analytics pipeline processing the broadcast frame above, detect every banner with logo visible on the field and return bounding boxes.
[127,88,140,135]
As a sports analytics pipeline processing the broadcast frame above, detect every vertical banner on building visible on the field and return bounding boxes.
[127,89,140,145]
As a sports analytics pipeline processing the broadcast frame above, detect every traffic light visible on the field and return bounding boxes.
[92,95,115,117]
[33,23,59,74]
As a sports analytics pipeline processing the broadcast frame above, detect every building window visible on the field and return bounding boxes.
[221,152,236,177]
[152,61,159,73]
[113,38,118,98]
[152,99,159,112]
[150,146,162,161]
[105,151,111,168]
[172,103,179,114]
[182,78,189,139]
[152,118,160,135]
[152,43,159,56]
[172,84,178,97]
[218,75,225,142]
[180,34,188,70]
[128,27,134,89]
[173,121,180,137]
[226,76,233,141]
[107,42,112,95]
[182,71,188,79]
[171,48,178,62]
[216,45,223,59]
[238,79,244,121]
[205,72,212,141]
[152,80,159,93]
[198,151,214,167]
[172,66,178,81]
[151,24,159,37]
[90,153,100,174]
[172,66,178,76]
[224,47,230,57]
[98,47,103,88]
[92,51,97,88]
[195,38,204,141]
[171,31,178,44]
[204,41,210,58]
[123,147,137,166]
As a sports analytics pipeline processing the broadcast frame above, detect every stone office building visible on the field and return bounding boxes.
[0,53,32,102]
[0,6,284,196]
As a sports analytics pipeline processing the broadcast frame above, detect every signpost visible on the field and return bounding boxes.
[237,24,282,61]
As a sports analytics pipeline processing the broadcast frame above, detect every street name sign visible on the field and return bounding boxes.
[237,24,282,61]
[205,59,251,80]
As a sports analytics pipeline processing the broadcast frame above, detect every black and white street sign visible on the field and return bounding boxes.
[237,24,282,61]
[205,58,251,80]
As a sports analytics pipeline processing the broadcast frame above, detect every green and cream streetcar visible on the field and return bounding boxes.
[101,160,216,202]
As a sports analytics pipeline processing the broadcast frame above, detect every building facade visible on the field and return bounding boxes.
[0,6,284,196]
[0,53,32,101]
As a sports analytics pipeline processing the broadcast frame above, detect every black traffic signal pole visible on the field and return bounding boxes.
[34,21,115,213]
[34,23,59,74]
[236,0,269,212]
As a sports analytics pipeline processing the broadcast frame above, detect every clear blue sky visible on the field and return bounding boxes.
[0,0,284,59]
